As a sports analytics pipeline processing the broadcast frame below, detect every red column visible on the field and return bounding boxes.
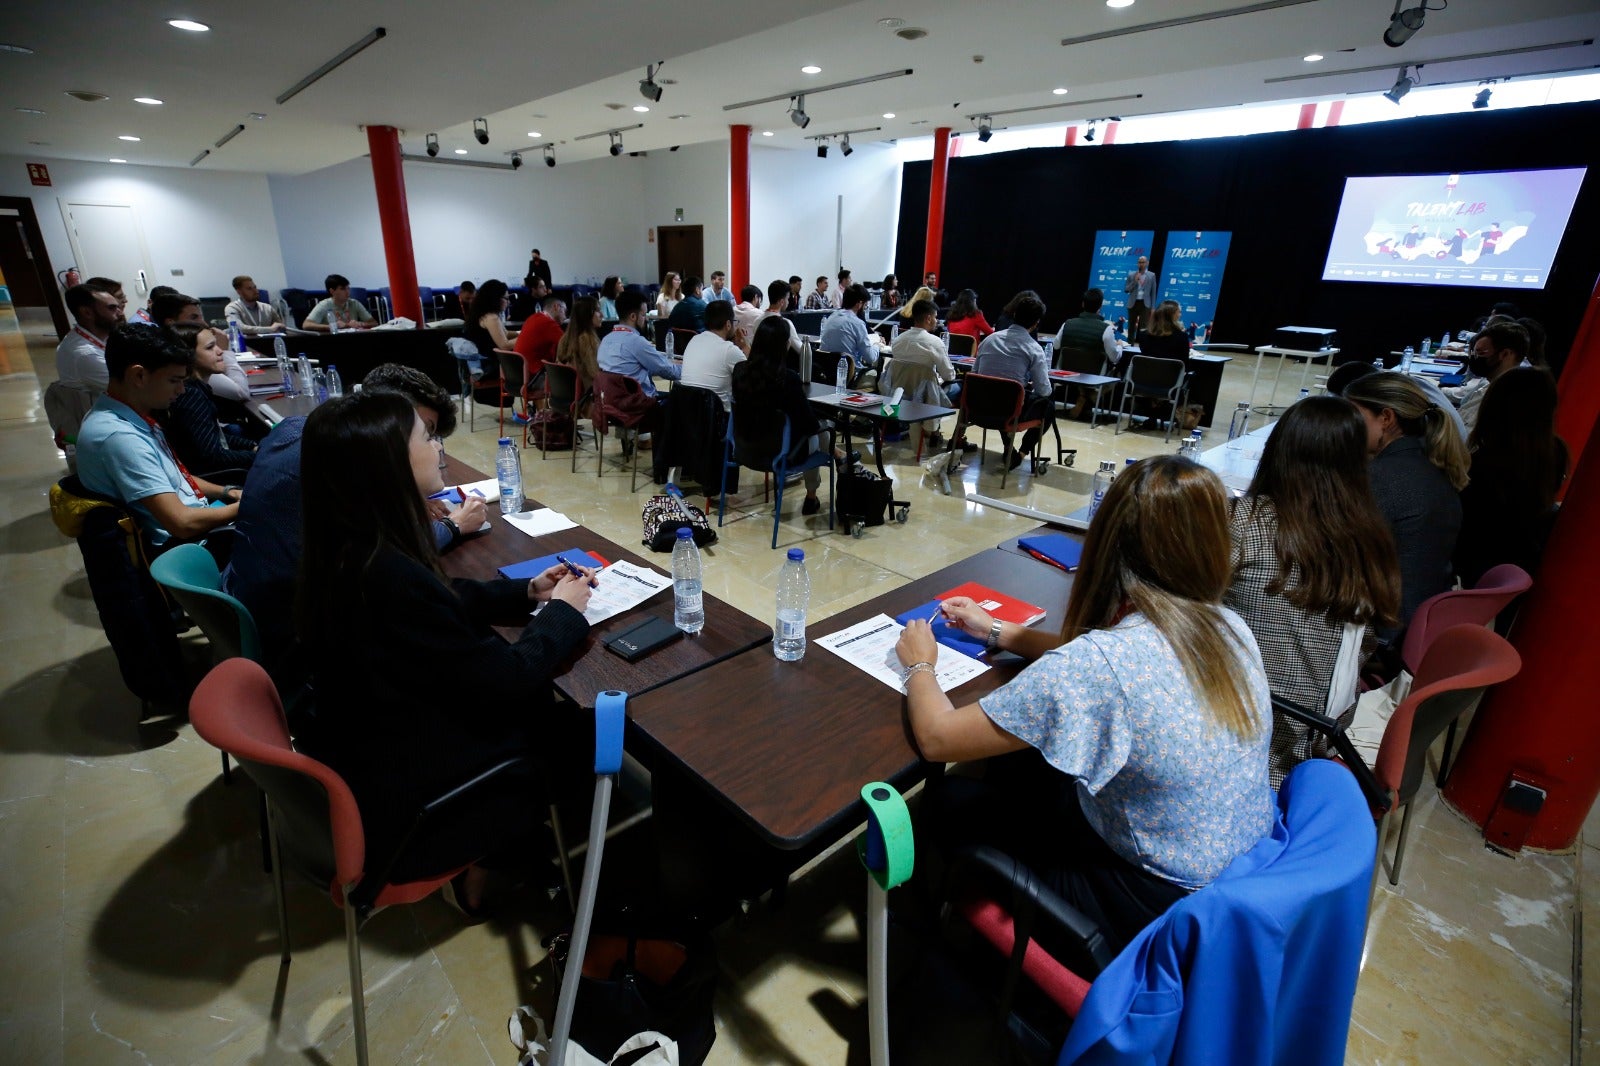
[924,127,952,280]
[364,125,422,325]
[729,124,752,292]
[1325,100,1345,127]
[1064,126,1079,147]
[1296,103,1318,129]
[1554,273,1600,491]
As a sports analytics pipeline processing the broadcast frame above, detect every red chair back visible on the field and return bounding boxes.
[1400,564,1531,674]
[961,373,1039,434]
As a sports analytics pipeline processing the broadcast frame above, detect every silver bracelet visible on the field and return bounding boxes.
[902,661,937,691]
[985,619,1004,651]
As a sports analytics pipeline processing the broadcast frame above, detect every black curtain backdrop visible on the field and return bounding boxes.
[895,100,1600,374]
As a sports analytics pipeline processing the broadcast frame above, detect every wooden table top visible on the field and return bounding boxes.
[625,545,1077,850]
[437,457,771,708]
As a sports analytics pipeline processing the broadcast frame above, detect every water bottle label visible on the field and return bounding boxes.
[779,617,805,640]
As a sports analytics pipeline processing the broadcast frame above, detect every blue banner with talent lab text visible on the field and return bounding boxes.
[1088,230,1155,334]
[1157,230,1231,342]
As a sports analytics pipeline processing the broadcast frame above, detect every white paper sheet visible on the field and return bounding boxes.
[583,560,673,626]
[455,477,500,500]
[817,613,989,694]
[502,507,580,538]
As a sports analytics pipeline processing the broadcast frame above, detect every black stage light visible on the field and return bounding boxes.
[425,132,439,157]
[1384,5,1426,47]
[473,118,489,145]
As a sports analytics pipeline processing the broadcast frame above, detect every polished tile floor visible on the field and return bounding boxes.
[0,307,1589,1063]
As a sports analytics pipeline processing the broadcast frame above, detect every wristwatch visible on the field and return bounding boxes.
[985,619,1004,651]
[440,514,461,542]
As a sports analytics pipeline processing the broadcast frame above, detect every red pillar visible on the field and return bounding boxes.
[1296,103,1318,129]
[1064,126,1079,147]
[924,127,952,280]
[1102,120,1120,145]
[1553,273,1600,492]
[729,125,752,292]
[364,125,423,325]
[1325,100,1345,127]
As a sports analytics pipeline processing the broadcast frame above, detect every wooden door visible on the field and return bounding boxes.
[657,225,703,283]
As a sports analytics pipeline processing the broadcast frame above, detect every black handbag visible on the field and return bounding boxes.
[641,494,717,552]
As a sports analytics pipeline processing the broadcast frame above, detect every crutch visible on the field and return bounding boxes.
[858,781,915,1066]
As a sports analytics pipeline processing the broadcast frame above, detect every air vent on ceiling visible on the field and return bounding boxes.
[65,90,108,103]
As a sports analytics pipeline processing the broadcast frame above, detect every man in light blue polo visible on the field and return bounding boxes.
[819,284,878,372]
[76,324,241,547]
[599,290,681,400]
[704,270,735,305]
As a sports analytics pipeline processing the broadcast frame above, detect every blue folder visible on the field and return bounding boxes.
[1017,533,1083,572]
[497,548,605,581]
[893,599,988,657]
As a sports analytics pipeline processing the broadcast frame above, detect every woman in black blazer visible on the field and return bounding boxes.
[296,391,595,910]
[160,323,257,475]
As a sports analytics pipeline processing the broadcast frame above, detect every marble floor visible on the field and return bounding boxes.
[0,306,1590,1064]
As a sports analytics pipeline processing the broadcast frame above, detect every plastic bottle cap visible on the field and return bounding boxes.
[787,548,804,561]
[498,437,512,445]
[677,527,693,539]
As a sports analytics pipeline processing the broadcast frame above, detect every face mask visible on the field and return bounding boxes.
[1468,350,1497,377]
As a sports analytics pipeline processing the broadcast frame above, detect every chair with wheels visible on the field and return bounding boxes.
[592,370,655,492]
[719,412,834,550]
[1115,355,1188,441]
[954,373,1046,489]
[945,332,977,359]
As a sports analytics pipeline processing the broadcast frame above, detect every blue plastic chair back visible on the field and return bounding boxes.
[149,544,262,663]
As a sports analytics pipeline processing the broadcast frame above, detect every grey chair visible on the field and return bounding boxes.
[1116,355,1188,442]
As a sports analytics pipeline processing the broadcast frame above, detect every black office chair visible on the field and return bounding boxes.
[1115,355,1188,442]
[946,333,977,359]
[812,350,855,388]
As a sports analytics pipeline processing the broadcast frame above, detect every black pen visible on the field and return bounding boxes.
[555,553,599,588]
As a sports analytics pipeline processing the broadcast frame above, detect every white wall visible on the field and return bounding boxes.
[637,142,729,285]
[0,153,288,298]
[749,141,902,291]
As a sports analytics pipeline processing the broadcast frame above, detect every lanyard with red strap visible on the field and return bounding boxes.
[141,414,205,498]
[74,326,106,349]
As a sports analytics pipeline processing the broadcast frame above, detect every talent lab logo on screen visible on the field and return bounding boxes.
[1169,247,1223,259]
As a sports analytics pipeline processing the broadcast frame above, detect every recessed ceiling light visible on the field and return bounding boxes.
[1052,87,1069,95]
[633,105,650,113]
[527,130,542,138]
[118,135,141,141]
[14,107,45,115]
[133,96,163,105]
[0,43,35,55]
[878,17,905,29]
[168,19,210,31]
[454,148,468,155]
[801,65,822,74]
[761,130,774,136]
[1303,53,1324,62]
[1105,0,1135,7]
[250,112,266,120]
[109,158,126,163]
[882,112,896,119]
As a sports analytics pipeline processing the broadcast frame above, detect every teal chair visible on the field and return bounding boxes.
[150,544,263,783]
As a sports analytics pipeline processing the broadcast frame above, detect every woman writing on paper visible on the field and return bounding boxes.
[296,391,596,914]
[895,456,1273,950]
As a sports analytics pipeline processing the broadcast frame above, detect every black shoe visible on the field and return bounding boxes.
[960,440,979,454]
[801,495,821,516]
[926,430,945,449]
[1007,451,1024,471]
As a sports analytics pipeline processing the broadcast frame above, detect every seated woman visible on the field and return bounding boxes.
[731,317,835,518]
[598,275,623,320]
[159,322,257,476]
[296,391,595,912]
[946,289,994,341]
[897,285,936,322]
[1342,373,1470,639]
[881,274,901,309]
[1131,299,1191,369]
[1226,396,1400,785]
[462,279,519,385]
[554,296,602,419]
[655,272,683,319]
[1454,366,1567,585]
[896,456,1273,952]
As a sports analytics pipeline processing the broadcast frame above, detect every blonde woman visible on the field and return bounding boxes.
[1341,372,1470,634]
[1136,299,1191,365]
[655,272,683,318]
[898,285,938,320]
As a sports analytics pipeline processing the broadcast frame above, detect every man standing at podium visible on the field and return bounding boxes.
[1124,255,1157,342]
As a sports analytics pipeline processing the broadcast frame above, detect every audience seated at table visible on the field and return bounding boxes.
[223,364,488,675]
[802,275,831,311]
[706,270,736,306]
[1341,372,1469,641]
[1328,361,1467,441]
[598,275,623,320]
[75,324,241,549]
[945,289,994,342]
[1226,396,1400,785]
[224,274,285,335]
[831,269,853,309]
[896,285,937,323]
[294,390,594,914]
[732,285,764,347]
[666,276,708,333]
[731,317,834,517]
[55,283,121,394]
[513,297,567,412]
[1445,320,1531,433]
[555,297,603,415]
[655,272,683,318]
[1132,299,1192,369]
[83,276,130,325]
[679,299,747,408]
[880,274,901,309]
[995,289,1043,332]
[127,284,176,326]
[599,290,680,418]
[889,299,960,405]
[456,280,476,318]
[758,278,804,354]
[462,279,518,385]
[895,456,1273,952]
[1454,366,1568,587]
[301,273,375,332]
[158,323,258,476]
[819,284,878,371]
[972,292,1053,469]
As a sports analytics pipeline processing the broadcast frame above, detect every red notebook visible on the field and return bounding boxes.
[937,582,1047,627]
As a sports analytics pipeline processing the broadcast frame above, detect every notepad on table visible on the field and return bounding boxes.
[937,581,1048,625]
[497,548,607,581]
[893,600,989,657]
[1015,534,1084,574]
[837,391,882,407]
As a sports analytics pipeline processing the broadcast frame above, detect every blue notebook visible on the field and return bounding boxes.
[497,548,606,581]
[1017,533,1083,572]
[893,600,988,657]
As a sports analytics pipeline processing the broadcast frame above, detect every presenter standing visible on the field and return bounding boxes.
[1124,256,1157,342]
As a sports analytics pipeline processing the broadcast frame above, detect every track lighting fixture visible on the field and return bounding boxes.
[1383,2,1427,47]
[1472,85,1492,109]
[510,151,522,170]
[425,132,439,157]
[817,143,828,158]
[543,145,556,167]
[473,117,489,145]
[841,134,853,157]
[609,131,623,157]
[789,94,811,129]
[1383,65,1416,104]
[639,62,664,103]
[977,115,993,142]
[1083,121,1097,142]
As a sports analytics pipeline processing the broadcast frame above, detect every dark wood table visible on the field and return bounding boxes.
[624,545,1077,852]
[437,457,772,708]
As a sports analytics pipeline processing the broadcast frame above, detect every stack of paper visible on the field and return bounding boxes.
[504,508,579,537]
[817,614,989,694]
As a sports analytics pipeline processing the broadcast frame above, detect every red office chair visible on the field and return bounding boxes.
[189,659,533,1066]
[592,370,655,492]
[495,347,549,444]
[957,373,1046,488]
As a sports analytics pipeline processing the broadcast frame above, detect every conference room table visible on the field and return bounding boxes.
[623,537,1077,857]
[805,381,955,479]
[436,456,772,708]
[948,355,1122,459]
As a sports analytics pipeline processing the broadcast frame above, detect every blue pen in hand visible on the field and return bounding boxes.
[555,553,599,588]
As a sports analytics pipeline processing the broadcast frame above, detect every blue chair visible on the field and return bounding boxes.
[149,543,263,783]
[719,411,834,549]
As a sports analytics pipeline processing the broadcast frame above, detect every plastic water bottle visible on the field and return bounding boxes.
[276,344,296,397]
[890,321,900,341]
[1441,332,1451,349]
[297,354,314,394]
[665,328,675,357]
[227,321,242,352]
[835,357,849,393]
[328,311,340,334]
[1125,457,1136,467]
[496,437,522,516]
[672,528,705,634]
[1227,401,1251,448]
[1421,337,1432,357]
[312,368,328,403]
[327,364,343,398]
[1401,346,1414,372]
[774,547,809,661]
[1089,460,1115,521]
[272,335,287,363]
[1298,387,1310,403]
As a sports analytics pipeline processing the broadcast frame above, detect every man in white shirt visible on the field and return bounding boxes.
[678,299,746,408]
[830,268,853,309]
[732,285,764,347]
[759,280,803,353]
[890,299,960,404]
[225,275,285,335]
[55,284,121,393]
[705,270,735,305]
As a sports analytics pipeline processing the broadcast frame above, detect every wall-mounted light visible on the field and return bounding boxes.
[1383,65,1417,103]
[841,134,853,156]
[1383,2,1428,47]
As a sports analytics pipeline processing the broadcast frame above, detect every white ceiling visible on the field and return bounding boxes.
[4,0,1597,174]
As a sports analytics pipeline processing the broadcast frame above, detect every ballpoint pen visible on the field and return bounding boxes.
[555,553,600,588]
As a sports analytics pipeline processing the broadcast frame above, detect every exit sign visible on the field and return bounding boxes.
[27,162,51,187]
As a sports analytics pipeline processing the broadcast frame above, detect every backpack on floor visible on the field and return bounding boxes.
[642,493,717,552]
[837,465,895,528]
